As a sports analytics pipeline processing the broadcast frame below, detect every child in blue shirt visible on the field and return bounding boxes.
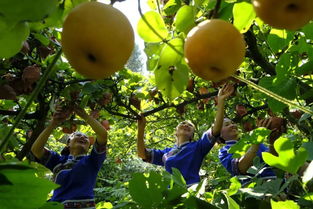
[137,83,234,186]
[31,105,108,209]
[218,117,286,185]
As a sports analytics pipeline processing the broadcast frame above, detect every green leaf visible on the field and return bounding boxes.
[147,0,157,10]
[82,82,101,94]
[174,5,196,34]
[247,156,265,175]
[0,165,58,209]
[228,128,270,158]
[276,53,292,79]
[303,22,313,40]
[163,0,181,16]
[259,76,297,113]
[137,11,169,43]
[128,172,169,208]
[222,192,240,209]
[302,142,313,161]
[155,63,189,100]
[0,21,29,59]
[299,192,313,207]
[144,42,164,71]
[156,38,188,99]
[0,0,58,24]
[262,137,308,174]
[249,128,271,144]
[239,178,284,199]
[159,38,184,66]
[95,201,113,209]
[219,2,234,21]
[232,2,255,33]
[228,141,250,158]
[296,60,313,76]
[33,33,50,46]
[301,192,313,202]
[267,29,294,53]
[227,177,241,196]
[171,168,187,187]
[163,169,187,202]
[194,0,206,7]
[271,199,300,209]
[42,7,65,28]
[289,37,313,58]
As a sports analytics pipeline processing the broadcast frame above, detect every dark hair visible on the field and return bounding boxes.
[61,146,70,155]
[216,136,226,144]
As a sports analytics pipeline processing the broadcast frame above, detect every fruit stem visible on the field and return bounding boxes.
[232,74,313,115]
[0,49,63,154]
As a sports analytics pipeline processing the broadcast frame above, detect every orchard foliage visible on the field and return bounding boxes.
[0,0,313,209]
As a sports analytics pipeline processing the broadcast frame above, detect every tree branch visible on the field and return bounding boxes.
[232,104,268,123]
[17,95,50,160]
[142,91,218,117]
[0,109,39,119]
[208,0,222,19]
[244,30,276,75]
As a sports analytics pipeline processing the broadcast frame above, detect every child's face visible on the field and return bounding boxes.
[221,119,239,141]
[68,132,90,154]
[176,121,195,141]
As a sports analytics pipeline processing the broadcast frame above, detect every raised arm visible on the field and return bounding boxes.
[238,117,284,174]
[74,107,107,146]
[212,83,234,137]
[137,115,150,161]
[31,105,71,159]
[238,144,261,174]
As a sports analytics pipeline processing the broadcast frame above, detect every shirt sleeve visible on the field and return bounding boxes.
[258,144,269,153]
[31,149,63,172]
[89,140,106,170]
[196,129,216,156]
[147,147,172,166]
[218,145,240,176]
[258,143,269,161]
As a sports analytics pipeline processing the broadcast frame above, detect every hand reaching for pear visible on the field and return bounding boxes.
[52,104,73,124]
[218,83,234,101]
[73,106,89,119]
[257,117,286,144]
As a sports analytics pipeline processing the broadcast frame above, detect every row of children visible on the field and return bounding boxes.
[31,83,290,209]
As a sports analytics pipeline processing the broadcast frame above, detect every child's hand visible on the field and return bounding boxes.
[52,104,72,124]
[218,83,234,101]
[257,117,286,144]
[73,106,88,119]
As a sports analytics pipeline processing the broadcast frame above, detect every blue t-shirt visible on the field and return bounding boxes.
[36,142,106,203]
[148,130,216,185]
[218,140,276,179]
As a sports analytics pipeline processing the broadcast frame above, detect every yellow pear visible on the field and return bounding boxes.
[252,0,313,30]
[61,2,134,79]
[184,19,246,82]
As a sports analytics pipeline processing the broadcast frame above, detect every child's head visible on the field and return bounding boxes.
[62,131,91,156]
[175,120,196,142]
[220,118,239,142]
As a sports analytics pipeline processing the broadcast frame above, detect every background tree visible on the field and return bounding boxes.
[126,43,146,73]
[0,0,313,208]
